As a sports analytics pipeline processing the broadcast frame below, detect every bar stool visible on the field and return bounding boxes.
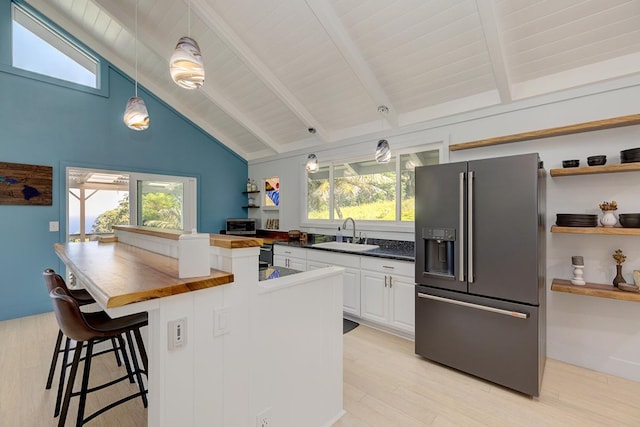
[49,286,148,426]
[43,269,130,417]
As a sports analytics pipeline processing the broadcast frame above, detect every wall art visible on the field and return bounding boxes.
[0,161,52,205]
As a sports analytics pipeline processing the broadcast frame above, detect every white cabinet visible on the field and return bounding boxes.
[273,245,307,271]
[307,251,361,316]
[360,257,415,334]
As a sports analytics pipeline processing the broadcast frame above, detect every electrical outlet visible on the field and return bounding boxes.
[167,318,187,350]
[256,408,270,427]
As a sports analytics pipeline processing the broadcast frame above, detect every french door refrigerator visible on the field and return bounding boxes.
[414,153,546,396]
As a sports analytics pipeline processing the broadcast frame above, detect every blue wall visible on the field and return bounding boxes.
[0,3,248,320]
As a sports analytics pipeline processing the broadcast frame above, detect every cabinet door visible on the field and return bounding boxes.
[342,267,361,316]
[288,257,307,271]
[389,274,415,333]
[360,271,388,323]
[273,255,287,268]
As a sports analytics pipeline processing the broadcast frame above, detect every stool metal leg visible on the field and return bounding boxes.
[111,337,123,366]
[133,328,148,373]
[54,337,72,417]
[46,329,63,389]
[117,334,135,383]
[58,339,84,427]
[75,340,94,427]
[125,331,148,408]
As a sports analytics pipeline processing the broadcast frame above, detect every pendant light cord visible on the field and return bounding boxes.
[188,0,191,37]
[134,0,139,97]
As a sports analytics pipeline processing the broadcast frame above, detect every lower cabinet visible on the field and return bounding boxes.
[307,251,361,316]
[273,244,415,334]
[273,245,307,271]
[360,257,415,334]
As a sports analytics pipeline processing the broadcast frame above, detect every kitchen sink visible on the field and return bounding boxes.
[311,241,379,252]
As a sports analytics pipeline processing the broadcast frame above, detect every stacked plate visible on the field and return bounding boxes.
[619,213,640,228]
[556,214,598,227]
[620,148,640,163]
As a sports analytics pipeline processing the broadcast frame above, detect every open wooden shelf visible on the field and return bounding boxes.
[550,162,640,177]
[551,278,640,302]
[551,226,640,236]
[449,114,640,151]
[242,190,260,194]
[242,205,260,208]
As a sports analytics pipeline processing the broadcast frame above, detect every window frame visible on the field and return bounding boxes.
[1,0,108,97]
[65,166,198,242]
[301,142,443,232]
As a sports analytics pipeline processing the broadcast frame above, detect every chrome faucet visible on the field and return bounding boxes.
[342,217,359,243]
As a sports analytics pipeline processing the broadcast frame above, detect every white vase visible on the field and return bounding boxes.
[600,210,617,227]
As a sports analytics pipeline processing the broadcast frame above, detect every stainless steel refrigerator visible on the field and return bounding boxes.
[414,152,546,396]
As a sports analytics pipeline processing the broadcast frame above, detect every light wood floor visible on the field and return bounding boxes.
[2,313,639,426]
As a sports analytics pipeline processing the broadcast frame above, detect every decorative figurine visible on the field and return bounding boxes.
[571,255,585,286]
[599,200,618,227]
[612,249,627,287]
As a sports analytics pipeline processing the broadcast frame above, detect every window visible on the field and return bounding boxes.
[305,148,439,224]
[11,3,99,89]
[67,167,197,241]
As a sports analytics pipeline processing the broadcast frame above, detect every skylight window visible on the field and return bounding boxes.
[11,3,99,89]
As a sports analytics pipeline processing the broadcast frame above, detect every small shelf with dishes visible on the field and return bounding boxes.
[551,226,640,236]
[550,162,640,177]
[551,278,640,302]
[242,190,260,209]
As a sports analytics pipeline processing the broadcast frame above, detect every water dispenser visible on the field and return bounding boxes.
[421,227,455,278]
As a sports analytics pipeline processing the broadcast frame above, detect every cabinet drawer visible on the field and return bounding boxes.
[361,257,414,277]
[311,250,360,268]
[273,245,307,259]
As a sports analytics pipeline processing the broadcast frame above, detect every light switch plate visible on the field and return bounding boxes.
[49,221,59,232]
[214,307,231,336]
[168,318,187,350]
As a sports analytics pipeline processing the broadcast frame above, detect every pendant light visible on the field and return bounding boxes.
[375,139,391,163]
[123,0,149,131]
[306,154,319,173]
[170,0,205,89]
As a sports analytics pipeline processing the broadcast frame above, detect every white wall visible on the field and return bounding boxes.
[249,78,640,382]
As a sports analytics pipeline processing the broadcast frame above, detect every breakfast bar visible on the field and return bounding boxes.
[54,226,345,427]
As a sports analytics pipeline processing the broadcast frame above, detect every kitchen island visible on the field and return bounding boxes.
[54,226,345,427]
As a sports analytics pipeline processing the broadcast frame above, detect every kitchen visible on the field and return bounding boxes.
[2,0,640,425]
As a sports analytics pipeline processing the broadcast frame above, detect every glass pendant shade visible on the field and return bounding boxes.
[306,154,319,173]
[375,139,391,163]
[170,36,205,89]
[123,96,149,131]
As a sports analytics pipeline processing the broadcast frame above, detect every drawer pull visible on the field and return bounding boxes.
[417,293,529,319]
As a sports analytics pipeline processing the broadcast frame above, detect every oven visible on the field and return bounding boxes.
[259,243,273,266]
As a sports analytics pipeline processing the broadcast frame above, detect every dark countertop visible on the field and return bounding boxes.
[273,234,415,262]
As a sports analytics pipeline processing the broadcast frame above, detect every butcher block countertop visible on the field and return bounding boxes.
[112,225,263,248]
[54,241,235,308]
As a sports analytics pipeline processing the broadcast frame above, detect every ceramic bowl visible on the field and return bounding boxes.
[562,160,580,168]
[587,155,606,166]
[619,214,640,228]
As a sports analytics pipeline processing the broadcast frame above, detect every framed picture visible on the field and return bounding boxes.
[264,177,279,209]
[0,162,52,205]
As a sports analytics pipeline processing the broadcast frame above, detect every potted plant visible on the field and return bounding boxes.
[599,200,618,227]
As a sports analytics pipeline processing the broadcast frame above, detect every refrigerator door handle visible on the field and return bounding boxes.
[467,170,474,283]
[459,172,465,282]
[417,293,529,319]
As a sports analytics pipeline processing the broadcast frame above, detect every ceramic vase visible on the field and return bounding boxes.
[601,210,617,227]
[613,264,626,288]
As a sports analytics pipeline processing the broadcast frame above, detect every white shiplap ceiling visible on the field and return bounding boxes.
[25,0,640,160]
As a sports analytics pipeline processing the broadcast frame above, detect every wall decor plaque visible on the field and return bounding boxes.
[0,161,52,205]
